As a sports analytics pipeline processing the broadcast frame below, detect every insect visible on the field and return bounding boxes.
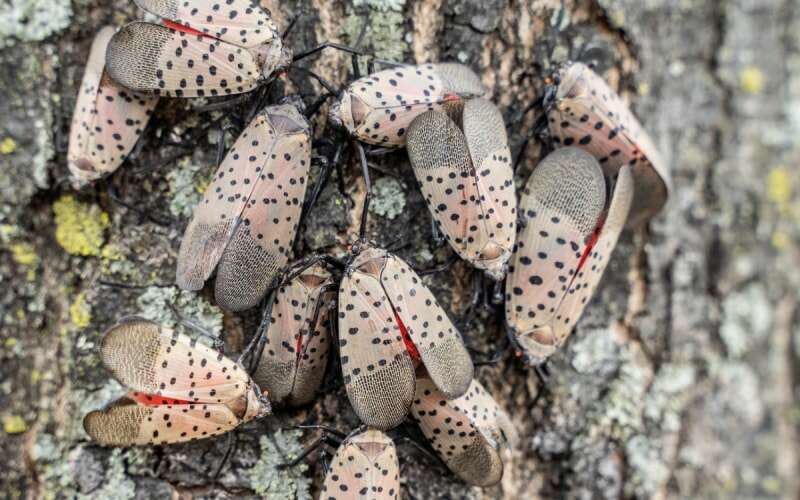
[176,103,311,312]
[251,261,336,407]
[329,63,485,147]
[338,243,474,430]
[410,376,516,487]
[83,317,271,446]
[545,61,669,227]
[105,0,290,98]
[68,26,157,188]
[505,147,633,364]
[321,428,400,499]
[406,97,516,280]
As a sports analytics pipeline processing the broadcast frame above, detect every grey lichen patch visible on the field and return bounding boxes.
[719,283,772,357]
[0,0,71,46]
[570,328,620,375]
[247,429,312,500]
[167,157,215,219]
[136,286,224,342]
[79,448,136,500]
[369,177,406,220]
[342,0,409,62]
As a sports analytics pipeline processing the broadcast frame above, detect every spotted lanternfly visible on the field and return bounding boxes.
[83,317,271,446]
[410,377,516,487]
[105,0,290,98]
[321,428,400,499]
[406,98,516,280]
[176,104,310,312]
[546,61,669,227]
[338,243,474,430]
[68,26,157,188]
[329,63,485,147]
[505,147,633,364]
[252,262,335,407]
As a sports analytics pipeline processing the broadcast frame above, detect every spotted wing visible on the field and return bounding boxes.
[505,148,606,364]
[68,26,157,188]
[410,378,511,487]
[84,397,239,446]
[321,429,400,499]
[99,318,251,411]
[213,106,311,311]
[253,263,333,407]
[379,253,473,399]
[134,0,279,48]
[338,246,415,430]
[548,62,668,227]
[106,22,261,97]
[551,165,633,345]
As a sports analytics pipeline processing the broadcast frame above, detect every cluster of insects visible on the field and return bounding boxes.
[70,0,670,495]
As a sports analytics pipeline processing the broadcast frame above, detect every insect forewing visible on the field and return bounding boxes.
[322,429,400,499]
[332,63,484,147]
[548,62,669,227]
[177,105,310,311]
[84,397,240,446]
[338,246,416,430]
[379,253,473,398]
[253,263,334,407]
[410,377,516,487]
[407,98,515,279]
[106,22,262,97]
[134,0,280,48]
[505,148,608,363]
[99,317,254,413]
[68,26,157,187]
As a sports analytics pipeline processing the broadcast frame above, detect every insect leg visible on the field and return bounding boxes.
[416,253,459,276]
[166,302,225,352]
[238,288,278,373]
[212,431,238,480]
[104,180,172,226]
[355,141,372,242]
[430,217,444,245]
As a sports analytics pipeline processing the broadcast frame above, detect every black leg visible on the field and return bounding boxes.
[167,302,225,352]
[238,289,278,372]
[105,180,172,226]
[355,141,372,242]
[292,42,369,63]
[212,432,237,480]
[416,253,459,276]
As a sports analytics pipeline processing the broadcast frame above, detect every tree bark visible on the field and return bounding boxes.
[1,0,797,499]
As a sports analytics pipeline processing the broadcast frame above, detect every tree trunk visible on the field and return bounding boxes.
[1,0,797,498]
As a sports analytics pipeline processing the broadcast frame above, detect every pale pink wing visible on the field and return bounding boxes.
[84,397,239,446]
[106,22,261,97]
[213,105,311,311]
[321,429,400,499]
[253,262,333,407]
[338,246,416,430]
[134,0,280,48]
[68,26,157,187]
[379,253,473,399]
[430,63,485,96]
[548,62,668,227]
[410,378,511,487]
[551,165,633,345]
[99,318,252,413]
[504,147,606,364]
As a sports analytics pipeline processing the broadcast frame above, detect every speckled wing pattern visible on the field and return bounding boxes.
[407,97,515,280]
[177,105,310,312]
[321,429,400,499]
[68,26,157,188]
[337,63,484,146]
[378,254,473,399]
[506,147,627,364]
[410,377,516,487]
[547,62,668,227]
[97,318,252,409]
[106,21,262,97]
[253,263,334,407]
[134,0,279,48]
[84,397,240,446]
[338,246,416,430]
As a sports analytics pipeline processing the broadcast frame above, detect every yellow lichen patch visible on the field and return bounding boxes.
[638,82,650,96]
[740,66,765,94]
[5,338,17,347]
[100,243,124,261]
[767,167,793,207]
[195,177,211,194]
[53,195,110,256]
[3,415,27,434]
[771,231,790,250]
[9,242,38,266]
[69,293,92,328]
[0,137,17,154]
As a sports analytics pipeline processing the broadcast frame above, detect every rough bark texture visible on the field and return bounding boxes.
[1,0,797,499]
